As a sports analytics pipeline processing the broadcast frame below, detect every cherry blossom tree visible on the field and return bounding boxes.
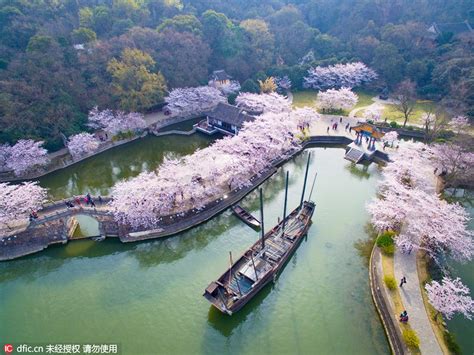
[219,81,241,96]
[304,62,377,90]
[315,88,358,112]
[275,76,292,91]
[236,92,291,114]
[164,86,226,116]
[382,131,398,145]
[67,133,100,159]
[4,140,49,176]
[425,277,474,320]
[0,182,47,228]
[432,143,474,188]
[449,115,470,134]
[110,107,319,229]
[366,141,473,263]
[364,106,382,122]
[87,108,147,135]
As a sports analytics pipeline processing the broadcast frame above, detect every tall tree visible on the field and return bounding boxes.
[107,48,167,111]
[394,80,417,127]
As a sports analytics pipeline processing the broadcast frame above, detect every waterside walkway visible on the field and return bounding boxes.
[0,135,353,261]
[394,251,443,354]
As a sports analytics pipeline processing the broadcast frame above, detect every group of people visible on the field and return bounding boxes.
[29,210,39,221]
[326,117,353,134]
[65,193,102,209]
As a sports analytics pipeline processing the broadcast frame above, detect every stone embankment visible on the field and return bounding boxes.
[0,135,360,261]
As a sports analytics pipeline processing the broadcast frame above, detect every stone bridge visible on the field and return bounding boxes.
[0,135,391,261]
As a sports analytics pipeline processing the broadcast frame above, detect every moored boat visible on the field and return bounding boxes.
[204,200,315,315]
[231,204,261,229]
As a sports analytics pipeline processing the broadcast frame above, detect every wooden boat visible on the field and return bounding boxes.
[203,200,315,315]
[231,205,261,229]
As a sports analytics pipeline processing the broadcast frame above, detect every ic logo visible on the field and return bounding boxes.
[4,344,13,354]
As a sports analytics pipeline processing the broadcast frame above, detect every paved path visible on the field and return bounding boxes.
[394,250,443,354]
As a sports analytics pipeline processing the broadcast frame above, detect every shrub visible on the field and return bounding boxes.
[384,275,397,290]
[444,332,461,355]
[389,121,399,128]
[402,329,420,349]
[377,231,395,255]
[406,125,414,131]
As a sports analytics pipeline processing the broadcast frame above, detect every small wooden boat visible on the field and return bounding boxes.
[231,205,261,229]
[204,200,315,315]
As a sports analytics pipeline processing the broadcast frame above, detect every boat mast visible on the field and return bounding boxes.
[259,188,265,249]
[308,172,318,203]
[250,253,258,280]
[300,153,311,207]
[281,170,289,236]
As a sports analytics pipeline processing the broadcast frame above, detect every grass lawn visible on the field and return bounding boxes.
[292,90,317,108]
[292,89,377,114]
[382,100,437,125]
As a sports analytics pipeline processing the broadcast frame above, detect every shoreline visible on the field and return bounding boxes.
[0,136,354,261]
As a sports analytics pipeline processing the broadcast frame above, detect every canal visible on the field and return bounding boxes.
[0,136,391,354]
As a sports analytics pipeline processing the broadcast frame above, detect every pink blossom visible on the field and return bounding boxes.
[0,182,47,226]
[110,107,319,229]
[275,76,292,90]
[235,93,291,114]
[449,115,470,133]
[316,88,358,111]
[304,62,377,90]
[219,81,241,95]
[164,86,226,116]
[87,107,147,135]
[382,131,398,144]
[67,133,100,159]
[4,140,49,176]
[425,277,474,320]
[366,141,473,262]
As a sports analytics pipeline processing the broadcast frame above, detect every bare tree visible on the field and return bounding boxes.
[422,109,449,143]
[394,80,416,127]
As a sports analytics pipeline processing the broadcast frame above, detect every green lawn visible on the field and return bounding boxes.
[292,90,317,108]
[382,100,436,125]
[292,89,376,114]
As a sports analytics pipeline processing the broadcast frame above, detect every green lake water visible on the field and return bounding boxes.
[38,134,215,200]
[0,142,391,354]
[447,204,474,353]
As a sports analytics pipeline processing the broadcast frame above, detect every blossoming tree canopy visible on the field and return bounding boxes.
[87,107,147,135]
[316,88,358,111]
[303,62,377,90]
[366,141,473,263]
[164,86,226,115]
[4,139,49,176]
[449,115,470,133]
[275,76,292,90]
[67,133,100,159]
[219,81,241,96]
[235,92,291,114]
[110,108,319,229]
[425,277,474,320]
[382,131,399,144]
[0,182,47,225]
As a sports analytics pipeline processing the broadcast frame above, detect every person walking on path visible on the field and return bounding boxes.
[327,126,330,134]
[400,276,407,287]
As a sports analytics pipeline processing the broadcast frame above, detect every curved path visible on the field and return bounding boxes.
[0,135,353,261]
[394,251,443,354]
